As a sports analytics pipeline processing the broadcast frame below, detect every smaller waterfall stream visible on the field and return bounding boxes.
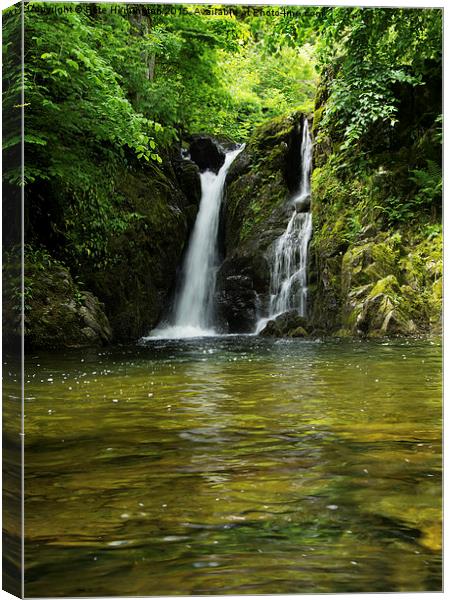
[149,145,243,339]
[256,119,313,333]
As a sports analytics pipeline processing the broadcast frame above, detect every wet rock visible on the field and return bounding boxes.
[216,291,258,333]
[189,136,225,173]
[322,231,443,337]
[216,254,270,333]
[83,161,195,341]
[80,292,112,341]
[173,158,201,206]
[350,275,416,336]
[288,326,308,338]
[295,194,311,213]
[219,112,311,327]
[259,310,309,337]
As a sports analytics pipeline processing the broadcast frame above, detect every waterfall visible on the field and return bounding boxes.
[256,118,313,333]
[149,145,243,339]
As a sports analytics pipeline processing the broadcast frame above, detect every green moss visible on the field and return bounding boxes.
[311,124,442,337]
[225,112,302,251]
[81,163,193,341]
[287,326,308,338]
[312,105,324,138]
[23,249,112,349]
[249,112,300,155]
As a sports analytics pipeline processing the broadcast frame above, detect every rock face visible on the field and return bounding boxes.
[310,226,442,337]
[215,256,265,333]
[309,63,442,337]
[18,151,201,347]
[82,160,200,342]
[172,156,202,206]
[188,136,226,173]
[216,112,311,333]
[23,259,112,349]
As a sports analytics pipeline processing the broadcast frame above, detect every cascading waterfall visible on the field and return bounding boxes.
[149,145,243,339]
[256,118,313,333]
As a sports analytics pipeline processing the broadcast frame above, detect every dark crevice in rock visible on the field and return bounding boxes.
[188,136,226,173]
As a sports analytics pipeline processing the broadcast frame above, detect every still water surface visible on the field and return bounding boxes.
[22,336,441,595]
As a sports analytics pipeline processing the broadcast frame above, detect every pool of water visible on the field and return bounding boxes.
[18,336,441,595]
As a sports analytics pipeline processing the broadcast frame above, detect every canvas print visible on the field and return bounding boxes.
[2,1,442,596]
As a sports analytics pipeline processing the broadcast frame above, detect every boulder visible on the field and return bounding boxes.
[23,258,112,349]
[259,310,309,337]
[294,193,311,213]
[215,276,258,333]
[349,275,416,336]
[215,254,270,333]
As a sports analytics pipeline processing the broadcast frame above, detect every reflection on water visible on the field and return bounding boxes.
[14,336,441,595]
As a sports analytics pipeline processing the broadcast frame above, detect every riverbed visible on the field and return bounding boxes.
[21,336,441,595]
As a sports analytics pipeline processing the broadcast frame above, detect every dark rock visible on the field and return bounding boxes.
[23,143,198,345]
[284,116,311,194]
[215,254,270,333]
[259,310,309,337]
[216,276,258,333]
[295,194,311,213]
[225,151,252,185]
[218,112,312,331]
[82,162,193,341]
[173,158,201,206]
[288,326,308,338]
[189,136,226,173]
[24,260,112,349]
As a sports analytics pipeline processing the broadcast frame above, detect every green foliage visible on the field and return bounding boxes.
[14,5,165,189]
[372,159,442,226]
[313,8,442,148]
[2,2,319,268]
[4,3,442,284]
[409,160,442,207]
[270,7,441,149]
[216,42,317,139]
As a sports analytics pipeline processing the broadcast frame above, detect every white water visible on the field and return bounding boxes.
[148,145,243,340]
[256,119,313,333]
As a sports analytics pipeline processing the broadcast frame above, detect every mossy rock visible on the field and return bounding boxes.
[341,237,400,296]
[348,275,417,336]
[259,311,309,338]
[82,161,195,341]
[310,64,442,338]
[23,254,112,350]
[218,111,311,332]
[287,326,308,338]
